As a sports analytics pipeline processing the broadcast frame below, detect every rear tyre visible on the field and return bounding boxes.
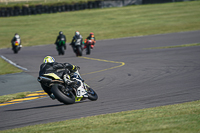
[77,46,82,56]
[86,44,91,55]
[76,46,82,56]
[87,87,98,101]
[13,47,18,54]
[51,84,75,104]
[14,50,18,54]
[61,46,65,55]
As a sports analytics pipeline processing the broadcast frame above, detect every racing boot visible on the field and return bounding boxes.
[64,79,78,93]
[64,78,77,86]
[49,93,56,100]
[63,74,77,86]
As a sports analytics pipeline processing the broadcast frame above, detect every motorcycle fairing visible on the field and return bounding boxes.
[76,79,88,98]
[58,40,65,46]
[43,73,61,80]
[75,96,83,102]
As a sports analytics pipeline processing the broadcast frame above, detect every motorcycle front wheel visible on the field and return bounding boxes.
[51,84,75,104]
[87,87,98,101]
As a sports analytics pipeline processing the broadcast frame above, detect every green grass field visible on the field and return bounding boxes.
[0,1,200,132]
[0,1,200,49]
[0,58,22,75]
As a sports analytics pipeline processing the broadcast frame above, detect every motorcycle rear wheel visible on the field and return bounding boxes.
[86,44,91,55]
[13,47,18,54]
[51,84,75,104]
[58,46,65,55]
[76,46,82,56]
[61,46,65,55]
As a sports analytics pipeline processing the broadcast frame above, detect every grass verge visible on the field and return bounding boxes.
[1,100,200,133]
[0,1,200,49]
[0,57,22,75]
[0,91,31,103]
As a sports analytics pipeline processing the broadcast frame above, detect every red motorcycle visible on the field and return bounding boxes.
[84,39,95,55]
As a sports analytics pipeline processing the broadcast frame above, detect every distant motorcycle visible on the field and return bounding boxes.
[57,41,66,55]
[84,39,95,55]
[12,41,21,54]
[70,42,83,57]
[38,69,98,104]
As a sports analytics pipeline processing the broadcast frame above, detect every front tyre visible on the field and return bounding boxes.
[87,87,98,101]
[51,84,75,104]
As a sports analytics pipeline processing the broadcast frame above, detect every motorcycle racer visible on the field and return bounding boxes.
[11,33,22,49]
[55,31,67,50]
[39,56,80,100]
[70,31,83,52]
[84,32,96,49]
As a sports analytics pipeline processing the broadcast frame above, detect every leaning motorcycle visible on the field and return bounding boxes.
[84,39,95,55]
[38,69,98,104]
[56,41,66,55]
[12,41,20,54]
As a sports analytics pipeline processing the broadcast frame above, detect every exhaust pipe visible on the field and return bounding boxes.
[38,76,52,83]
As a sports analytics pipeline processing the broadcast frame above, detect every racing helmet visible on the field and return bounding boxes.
[90,32,94,38]
[75,31,80,36]
[43,56,55,63]
[59,31,63,35]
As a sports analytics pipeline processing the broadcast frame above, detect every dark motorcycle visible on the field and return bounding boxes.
[12,41,21,54]
[70,42,83,57]
[75,44,82,56]
[57,41,66,55]
[38,69,98,104]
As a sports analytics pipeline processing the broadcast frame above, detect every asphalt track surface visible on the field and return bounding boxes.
[0,31,200,130]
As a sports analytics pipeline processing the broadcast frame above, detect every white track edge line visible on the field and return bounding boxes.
[0,55,28,71]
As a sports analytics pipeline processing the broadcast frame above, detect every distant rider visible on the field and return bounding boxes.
[55,31,66,50]
[39,56,80,100]
[11,33,22,49]
[84,32,96,49]
[70,31,83,52]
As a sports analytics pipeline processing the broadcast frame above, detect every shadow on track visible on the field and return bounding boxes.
[5,100,90,112]
[5,104,65,111]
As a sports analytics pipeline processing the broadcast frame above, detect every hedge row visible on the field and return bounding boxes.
[0,0,190,17]
[0,1,101,17]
